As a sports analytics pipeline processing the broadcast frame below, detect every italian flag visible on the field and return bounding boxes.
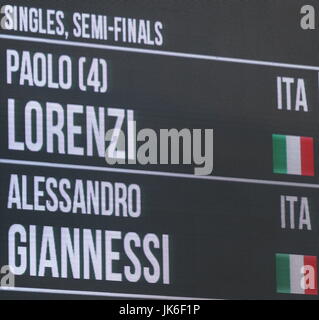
[272,134,314,176]
[276,254,318,295]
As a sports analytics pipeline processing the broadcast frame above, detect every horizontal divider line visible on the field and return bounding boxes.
[0,159,318,189]
[0,34,318,71]
[0,286,212,300]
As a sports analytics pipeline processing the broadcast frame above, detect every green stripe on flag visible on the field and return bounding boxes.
[273,135,287,174]
[276,254,291,294]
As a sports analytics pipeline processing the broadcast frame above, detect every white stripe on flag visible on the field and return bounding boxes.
[290,254,304,294]
[286,136,301,175]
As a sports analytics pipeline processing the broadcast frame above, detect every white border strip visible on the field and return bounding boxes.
[1,34,319,71]
[0,286,212,300]
[0,159,318,189]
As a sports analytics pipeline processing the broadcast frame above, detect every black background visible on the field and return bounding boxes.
[0,0,319,300]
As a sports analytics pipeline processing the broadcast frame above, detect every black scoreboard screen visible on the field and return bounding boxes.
[0,0,318,300]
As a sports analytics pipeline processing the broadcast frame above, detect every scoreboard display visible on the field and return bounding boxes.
[0,0,319,300]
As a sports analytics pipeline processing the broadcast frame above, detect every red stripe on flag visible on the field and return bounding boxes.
[304,256,318,295]
[300,137,314,176]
